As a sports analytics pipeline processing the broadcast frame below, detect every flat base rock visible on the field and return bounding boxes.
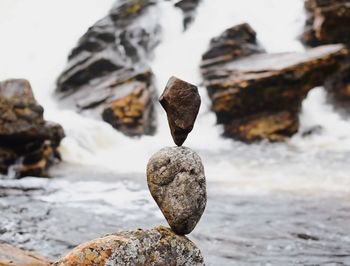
[0,242,50,266]
[53,226,204,266]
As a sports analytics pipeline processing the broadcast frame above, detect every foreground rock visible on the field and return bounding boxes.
[0,242,50,266]
[56,0,160,137]
[160,76,201,146]
[302,0,350,103]
[147,147,206,235]
[0,79,64,178]
[201,23,348,142]
[53,226,204,265]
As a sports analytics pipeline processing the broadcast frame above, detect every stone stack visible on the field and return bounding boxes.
[147,76,206,235]
[53,77,207,265]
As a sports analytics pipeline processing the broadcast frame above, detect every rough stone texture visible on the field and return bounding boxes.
[201,23,265,68]
[302,0,350,103]
[302,0,350,47]
[0,79,64,178]
[159,77,201,146]
[174,0,202,30]
[224,111,299,142]
[102,80,155,136]
[324,66,350,103]
[201,23,349,142]
[0,242,50,266]
[147,147,206,235]
[52,226,204,266]
[56,0,160,137]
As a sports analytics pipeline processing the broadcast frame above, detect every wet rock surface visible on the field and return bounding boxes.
[147,147,206,235]
[0,165,350,266]
[53,226,204,266]
[159,77,201,146]
[56,0,160,136]
[0,79,64,178]
[201,23,349,142]
[302,0,350,47]
[302,0,350,104]
[102,79,156,136]
[201,23,265,68]
[0,242,51,266]
[174,0,202,30]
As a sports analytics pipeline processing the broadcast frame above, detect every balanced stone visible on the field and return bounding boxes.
[147,147,206,235]
[53,226,204,266]
[159,76,201,146]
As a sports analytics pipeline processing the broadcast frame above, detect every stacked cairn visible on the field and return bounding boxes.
[53,76,206,265]
[148,76,207,235]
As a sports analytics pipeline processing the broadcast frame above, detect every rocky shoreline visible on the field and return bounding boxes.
[1,0,350,265]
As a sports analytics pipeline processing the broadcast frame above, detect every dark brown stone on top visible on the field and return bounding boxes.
[159,76,201,146]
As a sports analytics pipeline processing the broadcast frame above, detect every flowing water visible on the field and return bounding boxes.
[0,0,350,265]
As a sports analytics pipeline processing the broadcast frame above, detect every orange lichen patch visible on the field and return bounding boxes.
[53,235,128,266]
[0,243,51,266]
[54,226,204,265]
[109,86,148,125]
[102,82,155,136]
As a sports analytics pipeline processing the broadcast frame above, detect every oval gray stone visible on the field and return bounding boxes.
[147,147,207,235]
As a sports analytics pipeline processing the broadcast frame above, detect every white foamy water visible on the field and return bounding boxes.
[0,0,350,194]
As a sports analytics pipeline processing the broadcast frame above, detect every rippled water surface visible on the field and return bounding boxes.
[1,0,350,265]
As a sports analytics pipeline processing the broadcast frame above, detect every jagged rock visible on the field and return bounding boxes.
[160,77,201,146]
[102,75,156,136]
[147,147,206,235]
[302,0,350,47]
[174,0,202,30]
[302,0,350,103]
[56,0,160,137]
[0,242,51,266]
[53,226,204,265]
[324,66,350,103]
[201,23,349,142]
[201,23,265,68]
[0,79,64,178]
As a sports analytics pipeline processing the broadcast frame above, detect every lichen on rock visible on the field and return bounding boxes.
[53,226,205,266]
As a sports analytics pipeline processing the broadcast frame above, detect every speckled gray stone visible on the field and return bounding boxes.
[147,147,207,235]
[52,226,204,266]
